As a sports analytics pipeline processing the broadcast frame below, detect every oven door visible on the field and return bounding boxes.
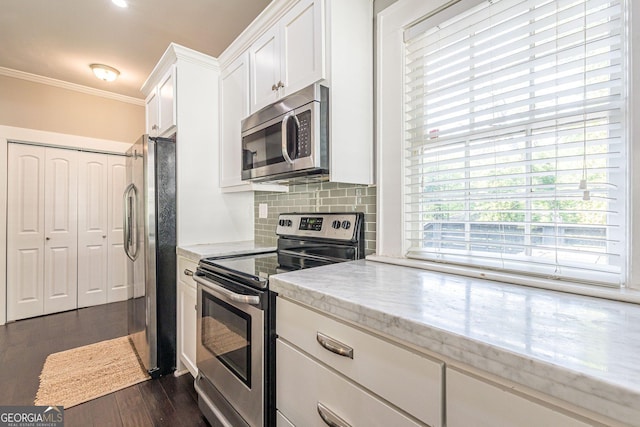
[194,273,265,427]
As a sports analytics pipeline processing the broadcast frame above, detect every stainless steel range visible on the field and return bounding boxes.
[193,212,365,427]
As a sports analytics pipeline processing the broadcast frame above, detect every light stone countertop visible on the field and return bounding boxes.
[270,259,640,426]
[176,241,276,263]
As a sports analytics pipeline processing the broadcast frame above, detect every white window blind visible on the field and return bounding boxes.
[404,0,627,286]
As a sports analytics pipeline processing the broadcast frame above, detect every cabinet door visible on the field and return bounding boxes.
[177,257,198,377]
[158,65,177,136]
[146,90,159,136]
[77,152,109,308]
[178,281,198,377]
[280,0,325,97]
[220,53,250,188]
[107,155,127,303]
[446,368,592,427]
[43,148,78,315]
[250,26,280,112]
[7,144,46,321]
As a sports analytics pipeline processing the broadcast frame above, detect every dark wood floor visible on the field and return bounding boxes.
[0,302,209,426]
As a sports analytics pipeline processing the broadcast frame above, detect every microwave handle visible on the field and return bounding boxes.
[281,111,299,165]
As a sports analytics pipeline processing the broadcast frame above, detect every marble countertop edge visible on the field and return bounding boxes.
[270,275,640,426]
[176,241,276,263]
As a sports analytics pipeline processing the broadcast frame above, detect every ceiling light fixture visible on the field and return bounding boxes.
[112,0,128,8]
[90,64,120,82]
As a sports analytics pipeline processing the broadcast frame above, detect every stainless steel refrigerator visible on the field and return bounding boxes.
[123,134,176,377]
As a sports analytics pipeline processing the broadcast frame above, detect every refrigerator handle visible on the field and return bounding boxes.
[123,183,139,261]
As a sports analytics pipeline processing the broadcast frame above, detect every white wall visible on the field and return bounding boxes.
[0,126,131,325]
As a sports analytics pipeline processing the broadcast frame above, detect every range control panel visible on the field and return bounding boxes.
[276,213,362,241]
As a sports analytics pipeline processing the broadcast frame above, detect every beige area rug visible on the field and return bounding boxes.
[34,336,150,408]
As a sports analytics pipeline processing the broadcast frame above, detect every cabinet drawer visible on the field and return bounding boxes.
[277,298,443,427]
[446,368,592,427]
[277,339,424,427]
[177,257,197,288]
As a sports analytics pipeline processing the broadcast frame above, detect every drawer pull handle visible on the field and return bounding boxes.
[317,402,351,427]
[316,332,353,359]
[184,269,194,277]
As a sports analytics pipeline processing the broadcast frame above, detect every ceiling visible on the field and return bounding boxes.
[0,0,272,100]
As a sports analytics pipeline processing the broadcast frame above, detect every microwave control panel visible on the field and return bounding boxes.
[276,213,362,241]
[296,111,312,158]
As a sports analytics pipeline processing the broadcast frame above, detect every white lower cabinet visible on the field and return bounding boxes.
[446,368,592,427]
[276,297,443,426]
[277,339,424,427]
[177,256,198,377]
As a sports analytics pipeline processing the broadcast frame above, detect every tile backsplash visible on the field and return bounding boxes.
[254,182,377,254]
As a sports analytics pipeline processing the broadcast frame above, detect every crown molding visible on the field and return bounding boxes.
[218,0,299,68]
[140,43,220,96]
[0,66,145,106]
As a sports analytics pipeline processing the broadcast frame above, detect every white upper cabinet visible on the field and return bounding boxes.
[145,90,159,136]
[280,0,324,97]
[220,52,251,188]
[223,0,374,186]
[250,28,281,113]
[219,52,288,192]
[228,0,375,189]
[249,0,324,113]
[146,65,177,137]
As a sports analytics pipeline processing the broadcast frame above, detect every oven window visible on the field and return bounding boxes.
[201,292,252,387]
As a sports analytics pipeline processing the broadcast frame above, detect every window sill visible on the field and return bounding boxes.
[366,254,640,305]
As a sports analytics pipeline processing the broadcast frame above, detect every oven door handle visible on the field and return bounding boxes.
[194,274,261,306]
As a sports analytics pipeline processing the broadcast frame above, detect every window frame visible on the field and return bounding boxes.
[375,0,640,295]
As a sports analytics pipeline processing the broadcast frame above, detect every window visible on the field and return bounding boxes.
[377,0,638,286]
[405,0,627,285]
[402,0,627,286]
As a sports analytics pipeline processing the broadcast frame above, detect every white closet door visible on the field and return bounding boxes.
[7,144,46,321]
[43,148,78,315]
[77,152,109,308]
[107,155,127,303]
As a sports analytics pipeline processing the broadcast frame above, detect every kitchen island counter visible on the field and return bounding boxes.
[271,259,640,426]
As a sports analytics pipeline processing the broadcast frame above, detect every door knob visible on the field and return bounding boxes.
[45,237,50,241]
[102,235,107,238]
[271,83,278,91]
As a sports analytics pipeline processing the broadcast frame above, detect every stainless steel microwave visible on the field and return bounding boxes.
[241,83,328,182]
